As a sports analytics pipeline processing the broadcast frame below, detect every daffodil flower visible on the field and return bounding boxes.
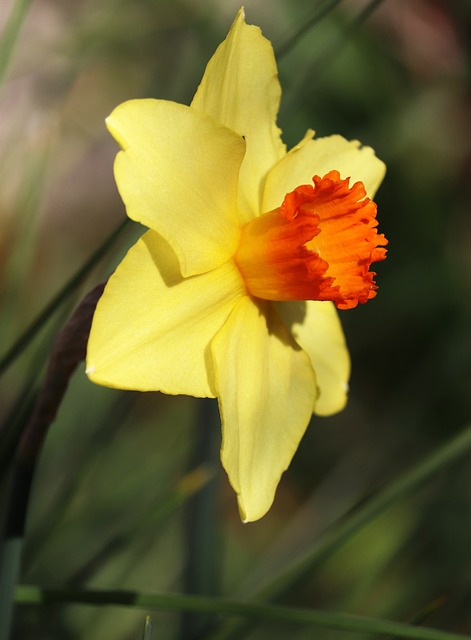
[86,9,387,522]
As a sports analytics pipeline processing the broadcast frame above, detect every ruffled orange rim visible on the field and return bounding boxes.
[235,170,388,309]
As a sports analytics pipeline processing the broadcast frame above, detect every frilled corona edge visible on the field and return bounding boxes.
[235,170,387,308]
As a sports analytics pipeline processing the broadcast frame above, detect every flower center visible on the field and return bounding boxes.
[234,170,388,310]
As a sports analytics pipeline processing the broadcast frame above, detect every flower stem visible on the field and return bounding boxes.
[0,283,106,640]
[14,585,471,640]
[180,398,221,639]
[275,0,343,60]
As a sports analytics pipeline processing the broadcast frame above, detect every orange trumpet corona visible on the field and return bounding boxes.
[234,170,388,310]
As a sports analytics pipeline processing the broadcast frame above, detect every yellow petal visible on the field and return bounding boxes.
[107,99,246,277]
[191,9,286,223]
[211,297,317,522]
[262,134,386,212]
[277,301,350,416]
[87,230,245,396]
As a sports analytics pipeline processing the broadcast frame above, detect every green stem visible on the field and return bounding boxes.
[280,0,387,119]
[0,284,106,640]
[0,0,33,87]
[209,424,471,639]
[180,399,221,639]
[0,218,129,378]
[0,539,22,640]
[14,585,471,640]
[257,425,471,601]
[0,308,71,482]
[275,0,343,60]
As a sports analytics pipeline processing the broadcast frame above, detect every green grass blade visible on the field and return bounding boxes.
[280,0,387,118]
[180,399,221,639]
[14,585,471,640]
[275,0,343,60]
[0,0,33,86]
[0,539,22,640]
[209,424,471,639]
[254,424,471,601]
[0,218,129,377]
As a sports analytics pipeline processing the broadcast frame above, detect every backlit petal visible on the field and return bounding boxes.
[262,134,385,213]
[192,9,286,223]
[107,99,245,277]
[87,231,245,396]
[211,297,317,522]
[277,300,350,416]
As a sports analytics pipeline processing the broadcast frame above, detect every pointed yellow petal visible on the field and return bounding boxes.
[192,9,286,222]
[211,297,317,522]
[107,99,246,277]
[277,301,350,416]
[262,135,386,212]
[87,231,245,396]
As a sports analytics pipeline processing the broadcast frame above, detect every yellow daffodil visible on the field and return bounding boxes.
[86,9,387,522]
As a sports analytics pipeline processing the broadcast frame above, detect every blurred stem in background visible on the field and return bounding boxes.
[13,583,471,640]
[274,0,343,60]
[180,398,221,639]
[0,284,106,640]
[0,218,130,378]
[0,0,32,86]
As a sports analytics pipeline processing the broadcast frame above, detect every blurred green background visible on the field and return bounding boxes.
[1,0,471,638]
